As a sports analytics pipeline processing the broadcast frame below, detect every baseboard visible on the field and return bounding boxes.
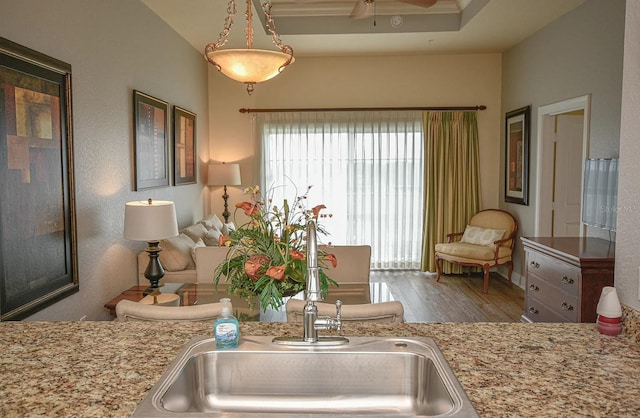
[495,267,524,290]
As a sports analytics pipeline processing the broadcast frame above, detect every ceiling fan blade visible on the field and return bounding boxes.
[398,0,437,8]
[350,0,374,19]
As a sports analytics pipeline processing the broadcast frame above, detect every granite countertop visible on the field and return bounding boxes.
[1,321,639,417]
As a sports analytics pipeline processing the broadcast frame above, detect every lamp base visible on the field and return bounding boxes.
[222,185,230,223]
[143,241,165,296]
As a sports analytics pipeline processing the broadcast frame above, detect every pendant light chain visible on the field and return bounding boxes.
[262,1,293,57]
[207,0,236,52]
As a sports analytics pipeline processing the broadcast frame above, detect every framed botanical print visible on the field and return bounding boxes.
[504,106,530,205]
[0,37,79,320]
[173,106,196,185]
[133,90,169,190]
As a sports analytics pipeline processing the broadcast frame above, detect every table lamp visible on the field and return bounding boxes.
[207,162,242,223]
[124,199,179,295]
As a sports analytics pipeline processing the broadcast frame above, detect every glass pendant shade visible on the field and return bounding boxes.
[204,0,294,93]
[206,49,294,84]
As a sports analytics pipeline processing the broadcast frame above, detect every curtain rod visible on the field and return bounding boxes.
[239,105,486,113]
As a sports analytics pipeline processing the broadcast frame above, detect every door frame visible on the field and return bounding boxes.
[534,95,591,236]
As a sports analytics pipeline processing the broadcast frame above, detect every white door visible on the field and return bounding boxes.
[535,95,590,238]
[552,114,584,236]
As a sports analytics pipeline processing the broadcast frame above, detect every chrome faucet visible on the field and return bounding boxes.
[303,220,344,342]
[273,220,348,345]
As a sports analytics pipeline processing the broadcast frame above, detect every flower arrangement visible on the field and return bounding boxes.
[214,185,338,312]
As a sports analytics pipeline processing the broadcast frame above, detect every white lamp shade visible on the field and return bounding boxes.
[124,200,179,241]
[208,163,242,186]
[596,286,622,317]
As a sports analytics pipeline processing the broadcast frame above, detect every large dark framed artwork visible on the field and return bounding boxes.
[133,90,169,190]
[0,37,78,320]
[504,105,530,205]
[173,106,196,185]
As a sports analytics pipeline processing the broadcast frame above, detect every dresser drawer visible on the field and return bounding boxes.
[526,275,579,322]
[524,294,568,323]
[526,250,580,296]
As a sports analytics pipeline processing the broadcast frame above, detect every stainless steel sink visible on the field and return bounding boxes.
[133,336,478,417]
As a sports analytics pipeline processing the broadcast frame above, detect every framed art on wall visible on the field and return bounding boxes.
[0,37,79,320]
[504,105,530,205]
[173,106,196,185]
[133,90,169,190]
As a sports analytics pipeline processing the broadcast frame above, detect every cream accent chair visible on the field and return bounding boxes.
[115,299,224,322]
[434,209,518,293]
[285,299,404,323]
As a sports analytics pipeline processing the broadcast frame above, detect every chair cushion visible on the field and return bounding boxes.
[460,225,505,246]
[435,242,512,262]
[468,210,517,248]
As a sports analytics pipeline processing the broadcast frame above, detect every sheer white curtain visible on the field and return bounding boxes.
[256,111,424,269]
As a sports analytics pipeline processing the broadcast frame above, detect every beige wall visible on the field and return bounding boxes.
[208,53,503,220]
[616,0,640,311]
[0,0,209,320]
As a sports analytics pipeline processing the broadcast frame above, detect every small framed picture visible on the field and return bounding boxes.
[133,90,169,190]
[504,106,530,205]
[173,106,196,185]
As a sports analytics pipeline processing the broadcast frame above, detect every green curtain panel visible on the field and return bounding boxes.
[421,111,481,273]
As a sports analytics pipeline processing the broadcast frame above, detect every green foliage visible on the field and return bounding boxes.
[214,185,337,312]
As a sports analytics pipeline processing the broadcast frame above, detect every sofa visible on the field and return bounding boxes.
[137,214,373,286]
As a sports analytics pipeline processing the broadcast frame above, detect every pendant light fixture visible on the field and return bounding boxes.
[205,0,294,94]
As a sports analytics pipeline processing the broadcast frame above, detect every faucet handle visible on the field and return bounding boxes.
[335,300,343,330]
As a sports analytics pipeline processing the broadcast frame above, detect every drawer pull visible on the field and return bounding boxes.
[561,276,575,285]
[529,284,540,291]
[528,307,539,314]
[561,302,574,311]
[530,261,540,268]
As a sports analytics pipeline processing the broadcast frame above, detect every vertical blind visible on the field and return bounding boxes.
[256,111,424,269]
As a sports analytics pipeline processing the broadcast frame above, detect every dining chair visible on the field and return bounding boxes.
[115,299,224,322]
[285,299,404,323]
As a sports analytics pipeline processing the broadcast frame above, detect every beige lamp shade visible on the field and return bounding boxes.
[206,49,294,84]
[123,200,179,241]
[208,163,242,186]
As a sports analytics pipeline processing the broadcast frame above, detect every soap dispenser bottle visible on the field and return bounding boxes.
[214,298,239,349]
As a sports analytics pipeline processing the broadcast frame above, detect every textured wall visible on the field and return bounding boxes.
[615,0,640,310]
[0,0,209,320]
[500,0,625,285]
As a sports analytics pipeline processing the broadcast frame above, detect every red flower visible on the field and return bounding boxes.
[323,253,338,268]
[311,204,326,217]
[289,250,305,260]
[244,254,270,281]
[236,201,259,217]
[266,265,286,281]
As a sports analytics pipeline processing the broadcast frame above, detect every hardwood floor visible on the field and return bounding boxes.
[371,270,524,323]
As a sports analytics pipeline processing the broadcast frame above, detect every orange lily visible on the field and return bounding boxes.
[323,253,338,268]
[311,204,326,218]
[266,265,286,281]
[244,254,270,281]
[289,250,305,260]
[218,235,230,246]
[236,201,259,217]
